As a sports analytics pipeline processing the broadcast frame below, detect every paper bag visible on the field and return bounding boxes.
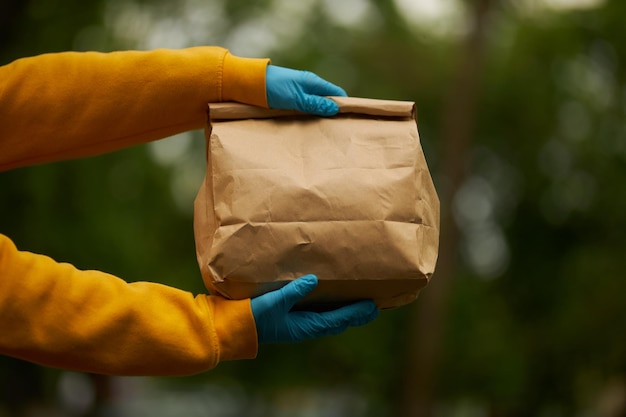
[194,97,439,309]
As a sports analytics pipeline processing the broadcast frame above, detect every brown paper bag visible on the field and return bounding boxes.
[194,97,439,309]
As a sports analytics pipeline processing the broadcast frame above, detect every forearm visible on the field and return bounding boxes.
[0,234,258,376]
[0,47,269,171]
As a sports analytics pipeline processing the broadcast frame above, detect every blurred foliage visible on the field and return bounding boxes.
[2,0,626,416]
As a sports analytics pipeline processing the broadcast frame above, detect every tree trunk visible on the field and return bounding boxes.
[399,1,493,415]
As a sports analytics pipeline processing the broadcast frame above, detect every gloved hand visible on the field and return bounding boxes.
[266,65,347,117]
[250,274,379,344]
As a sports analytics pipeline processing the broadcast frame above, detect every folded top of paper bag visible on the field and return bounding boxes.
[208,96,415,120]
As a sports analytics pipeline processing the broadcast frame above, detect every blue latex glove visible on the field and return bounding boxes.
[251,274,379,344]
[266,65,348,117]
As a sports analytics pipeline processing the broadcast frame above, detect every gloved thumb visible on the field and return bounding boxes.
[299,71,346,116]
[301,95,341,117]
[278,274,319,311]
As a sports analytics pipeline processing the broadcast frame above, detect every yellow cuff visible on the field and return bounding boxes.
[209,296,258,362]
[222,52,270,108]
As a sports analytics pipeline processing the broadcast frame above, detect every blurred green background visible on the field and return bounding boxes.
[2,0,626,416]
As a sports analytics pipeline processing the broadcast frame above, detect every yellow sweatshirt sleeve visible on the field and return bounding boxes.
[0,46,269,171]
[0,234,258,376]
[0,46,269,375]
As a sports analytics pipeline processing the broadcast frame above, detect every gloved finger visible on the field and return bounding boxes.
[301,95,341,117]
[286,310,349,341]
[278,274,319,311]
[300,71,348,97]
[318,300,379,328]
[294,300,379,340]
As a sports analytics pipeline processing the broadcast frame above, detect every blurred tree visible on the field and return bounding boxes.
[437,1,626,415]
[0,0,29,50]
[401,1,494,416]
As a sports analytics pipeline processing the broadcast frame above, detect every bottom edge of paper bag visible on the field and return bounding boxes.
[207,277,430,310]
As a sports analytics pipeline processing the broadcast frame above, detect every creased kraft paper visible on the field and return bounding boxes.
[194,97,440,309]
